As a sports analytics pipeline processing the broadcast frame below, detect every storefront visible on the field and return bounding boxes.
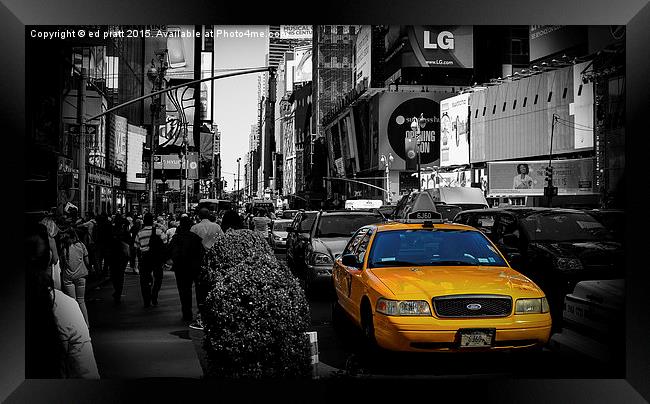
[112,173,127,213]
[87,165,114,215]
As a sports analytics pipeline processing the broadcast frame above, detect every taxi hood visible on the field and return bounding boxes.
[369,266,542,298]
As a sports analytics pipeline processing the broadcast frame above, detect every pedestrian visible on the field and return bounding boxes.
[165,220,178,241]
[135,213,168,308]
[220,209,244,233]
[108,215,131,305]
[190,207,224,251]
[40,212,62,290]
[127,214,142,274]
[25,222,100,379]
[168,216,204,323]
[59,227,91,327]
[94,213,113,277]
[252,208,272,238]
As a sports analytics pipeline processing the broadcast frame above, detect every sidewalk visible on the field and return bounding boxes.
[86,269,202,379]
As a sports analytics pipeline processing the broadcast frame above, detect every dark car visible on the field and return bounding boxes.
[281,209,299,220]
[286,210,319,278]
[585,209,625,244]
[269,219,293,252]
[296,210,384,287]
[454,207,623,329]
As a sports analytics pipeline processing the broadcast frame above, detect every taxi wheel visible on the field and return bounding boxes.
[360,304,377,348]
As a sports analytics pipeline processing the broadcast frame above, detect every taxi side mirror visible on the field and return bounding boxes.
[506,252,522,268]
[342,253,361,268]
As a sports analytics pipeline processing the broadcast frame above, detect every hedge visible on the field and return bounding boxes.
[199,229,313,379]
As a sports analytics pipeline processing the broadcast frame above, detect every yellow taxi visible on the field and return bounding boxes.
[332,209,552,352]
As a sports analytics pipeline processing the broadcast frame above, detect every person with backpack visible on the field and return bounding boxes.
[108,215,131,306]
[135,213,168,308]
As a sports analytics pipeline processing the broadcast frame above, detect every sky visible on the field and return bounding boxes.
[212,26,269,192]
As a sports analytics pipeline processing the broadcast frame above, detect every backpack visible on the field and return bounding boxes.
[147,227,166,263]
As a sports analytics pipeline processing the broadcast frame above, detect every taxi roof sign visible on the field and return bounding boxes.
[407,210,441,220]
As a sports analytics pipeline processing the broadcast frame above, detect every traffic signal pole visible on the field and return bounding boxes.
[77,68,87,218]
[546,114,559,207]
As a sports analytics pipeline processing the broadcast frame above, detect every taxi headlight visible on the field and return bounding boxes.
[515,298,549,314]
[376,298,431,316]
[310,252,333,266]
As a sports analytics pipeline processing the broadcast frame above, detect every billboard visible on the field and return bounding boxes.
[440,93,470,167]
[378,92,442,171]
[529,25,587,62]
[408,26,473,68]
[280,25,312,40]
[355,25,372,86]
[126,124,146,185]
[487,158,595,197]
[153,153,199,179]
[293,46,312,84]
[200,52,213,122]
[109,114,128,172]
[164,26,196,81]
[160,85,196,148]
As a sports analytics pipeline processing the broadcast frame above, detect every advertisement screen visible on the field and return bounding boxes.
[164,26,196,80]
[293,46,312,84]
[487,158,595,197]
[110,114,128,172]
[408,26,473,68]
[153,153,199,179]
[529,25,587,62]
[378,92,441,171]
[280,25,312,40]
[355,25,372,86]
[126,124,147,185]
[440,93,470,167]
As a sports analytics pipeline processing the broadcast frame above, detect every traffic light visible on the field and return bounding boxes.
[404,136,417,171]
[544,166,554,184]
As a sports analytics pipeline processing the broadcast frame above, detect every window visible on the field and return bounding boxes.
[511,39,523,55]
[502,102,507,112]
[475,109,479,118]
[578,84,583,96]
[344,228,369,255]
[482,106,486,116]
[513,99,517,109]
[492,105,496,114]
[337,26,343,35]
[562,88,568,99]
[325,26,331,35]
[523,97,527,107]
[547,91,553,102]
[534,94,538,104]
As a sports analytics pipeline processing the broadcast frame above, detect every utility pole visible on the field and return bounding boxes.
[77,68,87,217]
[237,157,241,206]
[212,127,217,198]
[545,114,559,207]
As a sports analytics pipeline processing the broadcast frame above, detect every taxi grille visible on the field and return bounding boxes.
[433,295,512,318]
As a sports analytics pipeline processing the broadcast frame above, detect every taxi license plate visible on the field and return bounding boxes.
[458,329,495,348]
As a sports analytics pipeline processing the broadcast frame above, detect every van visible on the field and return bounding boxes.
[344,199,383,211]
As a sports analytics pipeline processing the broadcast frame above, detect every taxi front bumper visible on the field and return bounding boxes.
[373,314,552,352]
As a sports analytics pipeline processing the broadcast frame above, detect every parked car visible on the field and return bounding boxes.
[297,210,384,287]
[331,207,552,352]
[286,210,319,278]
[549,279,625,365]
[269,219,293,252]
[453,207,623,329]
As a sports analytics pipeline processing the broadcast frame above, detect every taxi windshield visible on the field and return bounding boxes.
[368,229,508,268]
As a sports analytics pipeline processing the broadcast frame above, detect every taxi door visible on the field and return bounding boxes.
[334,228,373,323]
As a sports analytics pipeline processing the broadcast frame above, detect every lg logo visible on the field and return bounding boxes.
[424,30,454,50]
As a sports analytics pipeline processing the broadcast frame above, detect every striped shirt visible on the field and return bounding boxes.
[135,226,168,252]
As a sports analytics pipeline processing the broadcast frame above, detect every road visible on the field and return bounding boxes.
[274,250,625,379]
[85,249,623,379]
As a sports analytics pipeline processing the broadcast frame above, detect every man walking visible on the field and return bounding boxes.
[168,216,203,323]
[190,207,223,251]
[135,213,167,308]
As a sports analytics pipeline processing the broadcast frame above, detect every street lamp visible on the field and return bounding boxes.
[380,153,394,204]
[146,50,168,214]
[410,115,426,191]
[237,157,241,207]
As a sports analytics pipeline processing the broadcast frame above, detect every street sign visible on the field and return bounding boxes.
[67,124,98,135]
[136,173,148,179]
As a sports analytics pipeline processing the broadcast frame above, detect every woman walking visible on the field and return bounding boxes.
[60,227,91,327]
[108,215,131,305]
[26,222,100,379]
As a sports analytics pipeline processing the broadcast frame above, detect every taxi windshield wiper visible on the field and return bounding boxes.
[370,260,421,267]
[429,260,480,266]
